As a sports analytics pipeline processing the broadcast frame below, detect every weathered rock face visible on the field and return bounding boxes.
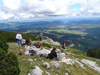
[43,37,60,45]
[65,73,69,75]
[45,71,51,75]
[81,59,100,73]
[50,61,61,68]
[28,59,33,63]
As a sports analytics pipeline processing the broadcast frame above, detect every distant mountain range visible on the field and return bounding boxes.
[0,17,100,29]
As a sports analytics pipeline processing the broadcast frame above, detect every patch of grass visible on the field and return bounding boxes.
[43,37,47,40]
[43,43,52,48]
[43,29,86,36]
[96,61,100,67]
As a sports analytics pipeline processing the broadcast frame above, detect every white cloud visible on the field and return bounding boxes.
[3,14,14,20]
[0,12,14,20]
[71,13,77,17]
[0,0,100,20]
[3,0,21,10]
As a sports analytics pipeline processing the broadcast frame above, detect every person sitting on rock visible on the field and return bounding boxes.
[46,47,57,59]
[35,42,40,48]
[25,37,31,46]
[59,49,69,62]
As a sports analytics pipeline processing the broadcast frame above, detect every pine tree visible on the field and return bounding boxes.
[0,37,9,53]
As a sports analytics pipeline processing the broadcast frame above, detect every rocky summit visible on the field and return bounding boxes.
[8,37,100,75]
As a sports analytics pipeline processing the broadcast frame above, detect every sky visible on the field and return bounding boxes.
[69,4,81,10]
[0,0,100,21]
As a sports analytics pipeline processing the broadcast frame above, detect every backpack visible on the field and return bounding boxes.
[33,43,36,46]
[29,50,35,56]
[62,41,65,45]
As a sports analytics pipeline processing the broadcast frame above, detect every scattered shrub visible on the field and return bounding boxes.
[0,37,9,53]
[87,48,100,59]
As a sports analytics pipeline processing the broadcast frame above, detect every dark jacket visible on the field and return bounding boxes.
[48,50,57,59]
[26,39,30,44]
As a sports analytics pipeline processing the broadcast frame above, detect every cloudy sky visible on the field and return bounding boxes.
[0,0,100,20]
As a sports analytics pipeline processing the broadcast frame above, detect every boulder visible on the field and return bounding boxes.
[42,62,50,68]
[28,66,43,75]
[50,61,60,68]
[28,59,33,63]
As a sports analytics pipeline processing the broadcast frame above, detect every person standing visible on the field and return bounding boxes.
[37,30,43,50]
[62,40,66,49]
[16,30,23,55]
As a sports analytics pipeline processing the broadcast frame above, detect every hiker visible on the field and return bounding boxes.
[16,30,23,55]
[25,37,31,46]
[37,30,43,50]
[46,47,57,59]
[59,49,69,62]
[62,40,66,49]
